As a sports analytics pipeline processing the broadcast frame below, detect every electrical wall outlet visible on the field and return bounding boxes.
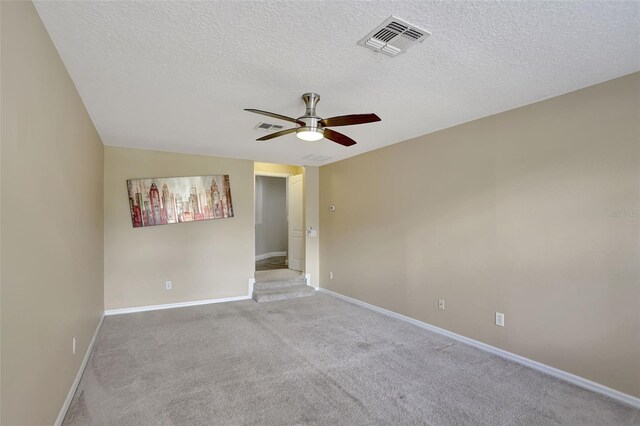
[438,299,445,310]
[165,280,172,290]
[72,336,76,354]
[329,272,333,279]
[495,312,505,327]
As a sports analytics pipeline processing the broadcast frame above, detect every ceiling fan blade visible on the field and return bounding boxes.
[256,128,298,141]
[323,128,357,147]
[245,109,304,125]
[321,113,381,127]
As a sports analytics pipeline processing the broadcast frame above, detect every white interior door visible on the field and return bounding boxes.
[288,174,304,272]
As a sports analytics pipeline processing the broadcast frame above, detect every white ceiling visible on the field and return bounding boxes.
[34,1,639,166]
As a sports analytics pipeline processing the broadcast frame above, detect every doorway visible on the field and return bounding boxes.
[255,175,287,271]
[254,167,305,273]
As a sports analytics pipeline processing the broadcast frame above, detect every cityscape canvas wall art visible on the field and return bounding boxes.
[126,175,234,228]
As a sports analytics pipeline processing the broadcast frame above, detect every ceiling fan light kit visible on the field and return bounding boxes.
[296,128,324,141]
[245,92,381,147]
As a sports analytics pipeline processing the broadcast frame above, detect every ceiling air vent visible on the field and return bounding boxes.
[302,154,332,163]
[358,16,431,57]
[254,122,285,132]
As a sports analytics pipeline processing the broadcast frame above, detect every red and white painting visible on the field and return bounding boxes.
[126,175,234,228]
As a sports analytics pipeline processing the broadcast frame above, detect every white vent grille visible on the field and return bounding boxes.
[254,122,285,132]
[358,16,430,57]
[302,154,332,163]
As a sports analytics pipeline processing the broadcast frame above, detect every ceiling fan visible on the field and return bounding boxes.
[245,93,381,147]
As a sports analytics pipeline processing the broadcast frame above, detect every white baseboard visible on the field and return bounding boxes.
[105,295,251,316]
[55,314,105,426]
[248,277,256,296]
[318,288,640,409]
[305,273,318,290]
[255,251,286,261]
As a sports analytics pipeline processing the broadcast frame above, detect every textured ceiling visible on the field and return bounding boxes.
[34,1,639,166]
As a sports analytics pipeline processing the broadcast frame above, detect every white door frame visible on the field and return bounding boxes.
[287,173,305,272]
[254,172,292,178]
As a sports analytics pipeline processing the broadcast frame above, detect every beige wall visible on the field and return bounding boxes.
[304,166,320,287]
[1,2,105,424]
[0,1,3,421]
[254,162,302,176]
[104,147,254,310]
[320,73,640,397]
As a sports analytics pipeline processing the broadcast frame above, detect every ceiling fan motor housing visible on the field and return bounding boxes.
[298,93,324,136]
[301,93,321,117]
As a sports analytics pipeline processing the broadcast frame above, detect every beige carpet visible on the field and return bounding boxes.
[253,270,314,302]
[63,294,639,425]
[255,269,303,282]
[255,255,288,271]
